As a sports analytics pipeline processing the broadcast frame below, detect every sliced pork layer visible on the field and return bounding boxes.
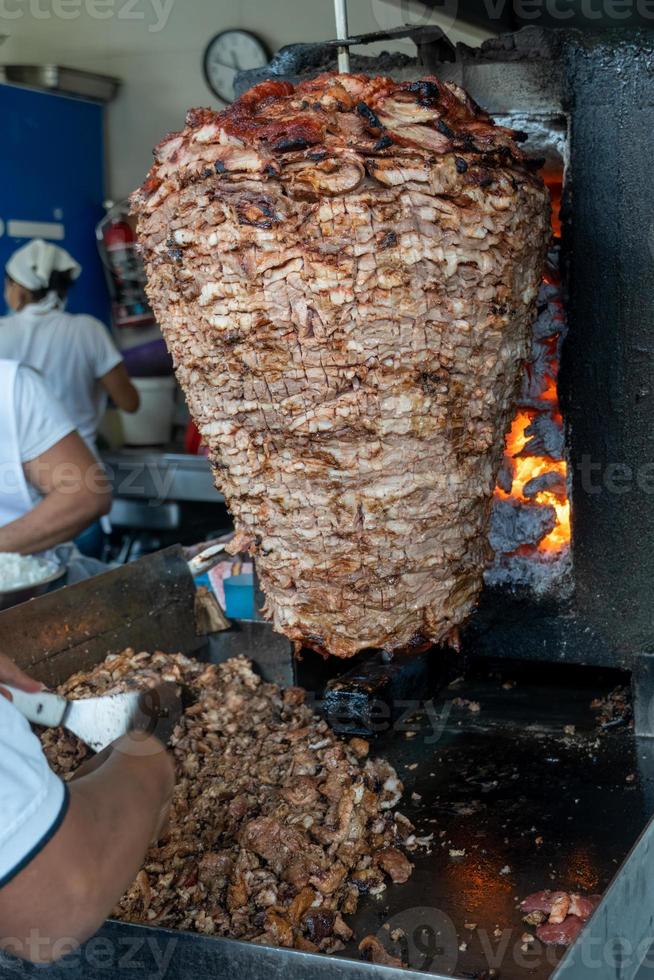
[133,72,550,657]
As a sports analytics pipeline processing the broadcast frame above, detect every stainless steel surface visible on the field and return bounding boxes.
[1,557,653,979]
[0,537,648,978]
[109,498,181,530]
[632,653,654,738]
[102,449,224,504]
[334,0,351,73]
[4,664,653,980]
[5,921,439,979]
[0,546,202,688]
[0,554,66,611]
[0,65,120,102]
[207,620,296,689]
[555,808,654,980]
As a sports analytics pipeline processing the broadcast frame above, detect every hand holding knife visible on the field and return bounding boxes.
[0,652,183,753]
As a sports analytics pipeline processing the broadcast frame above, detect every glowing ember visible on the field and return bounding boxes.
[488,246,570,587]
[495,410,570,554]
[492,238,571,559]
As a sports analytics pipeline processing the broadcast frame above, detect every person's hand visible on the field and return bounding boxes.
[70,734,175,844]
[0,653,43,700]
[151,768,175,843]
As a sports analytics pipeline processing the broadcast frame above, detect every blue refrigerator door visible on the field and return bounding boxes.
[0,83,109,323]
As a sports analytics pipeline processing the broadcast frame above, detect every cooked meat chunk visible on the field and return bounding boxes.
[239,817,308,870]
[537,916,584,947]
[520,890,555,914]
[374,847,414,883]
[548,892,571,925]
[287,887,316,926]
[40,649,414,952]
[199,851,233,883]
[521,889,602,948]
[569,894,601,921]
[349,738,370,759]
[359,935,404,967]
[523,910,548,927]
[264,910,295,948]
[132,72,550,659]
[280,775,319,807]
[303,909,336,943]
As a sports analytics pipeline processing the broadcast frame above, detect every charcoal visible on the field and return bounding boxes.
[517,414,565,461]
[521,340,554,402]
[489,498,557,552]
[523,471,567,501]
[496,460,514,495]
[532,302,566,341]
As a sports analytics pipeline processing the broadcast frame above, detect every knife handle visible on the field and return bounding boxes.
[3,686,68,727]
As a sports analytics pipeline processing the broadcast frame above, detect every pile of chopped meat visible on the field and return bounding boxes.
[40,649,415,953]
[520,890,601,947]
[132,72,551,659]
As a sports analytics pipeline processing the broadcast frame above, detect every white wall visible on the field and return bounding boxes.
[1,0,493,198]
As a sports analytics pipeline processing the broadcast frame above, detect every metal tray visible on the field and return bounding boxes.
[0,555,652,980]
[0,553,66,611]
[0,65,120,103]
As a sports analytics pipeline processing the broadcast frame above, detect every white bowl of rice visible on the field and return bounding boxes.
[0,552,65,610]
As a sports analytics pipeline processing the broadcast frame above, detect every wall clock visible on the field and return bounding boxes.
[203,30,271,104]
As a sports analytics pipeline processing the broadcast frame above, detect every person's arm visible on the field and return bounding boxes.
[99,363,140,413]
[0,433,112,554]
[0,734,174,963]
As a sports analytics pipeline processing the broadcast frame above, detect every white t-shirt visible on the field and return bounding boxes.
[15,364,76,464]
[0,694,68,886]
[0,296,123,452]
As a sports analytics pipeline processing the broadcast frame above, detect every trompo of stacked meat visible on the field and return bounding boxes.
[132,73,551,658]
[40,650,416,952]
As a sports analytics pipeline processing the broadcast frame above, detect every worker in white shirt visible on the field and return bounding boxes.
[0,651,174,963]
[0,239,140,456]
[0,359,111,554]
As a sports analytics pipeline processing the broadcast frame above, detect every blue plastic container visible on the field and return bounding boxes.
[224,573,255,620]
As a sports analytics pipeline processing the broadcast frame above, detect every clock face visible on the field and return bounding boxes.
[203,30,270,104]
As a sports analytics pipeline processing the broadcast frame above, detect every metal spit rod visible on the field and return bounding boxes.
[333,0,350,73]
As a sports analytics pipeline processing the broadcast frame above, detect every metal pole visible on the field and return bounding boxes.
[334,0,350,73]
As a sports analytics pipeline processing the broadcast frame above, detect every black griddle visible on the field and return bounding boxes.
[1,550,653,980]
[339,661,648,978]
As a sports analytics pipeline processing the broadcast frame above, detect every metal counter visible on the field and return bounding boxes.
[1,552,653,980]
[101,449,223,504]
[3,642,654,977]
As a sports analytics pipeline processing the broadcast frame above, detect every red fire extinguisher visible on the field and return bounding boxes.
[96,201,157,330]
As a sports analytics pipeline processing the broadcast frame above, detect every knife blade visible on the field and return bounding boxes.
[4,682,183,752]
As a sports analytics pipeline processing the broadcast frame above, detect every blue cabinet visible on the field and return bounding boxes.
[0,83,109,323]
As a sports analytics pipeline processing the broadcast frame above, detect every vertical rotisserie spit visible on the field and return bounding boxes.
[132,73,551,658]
